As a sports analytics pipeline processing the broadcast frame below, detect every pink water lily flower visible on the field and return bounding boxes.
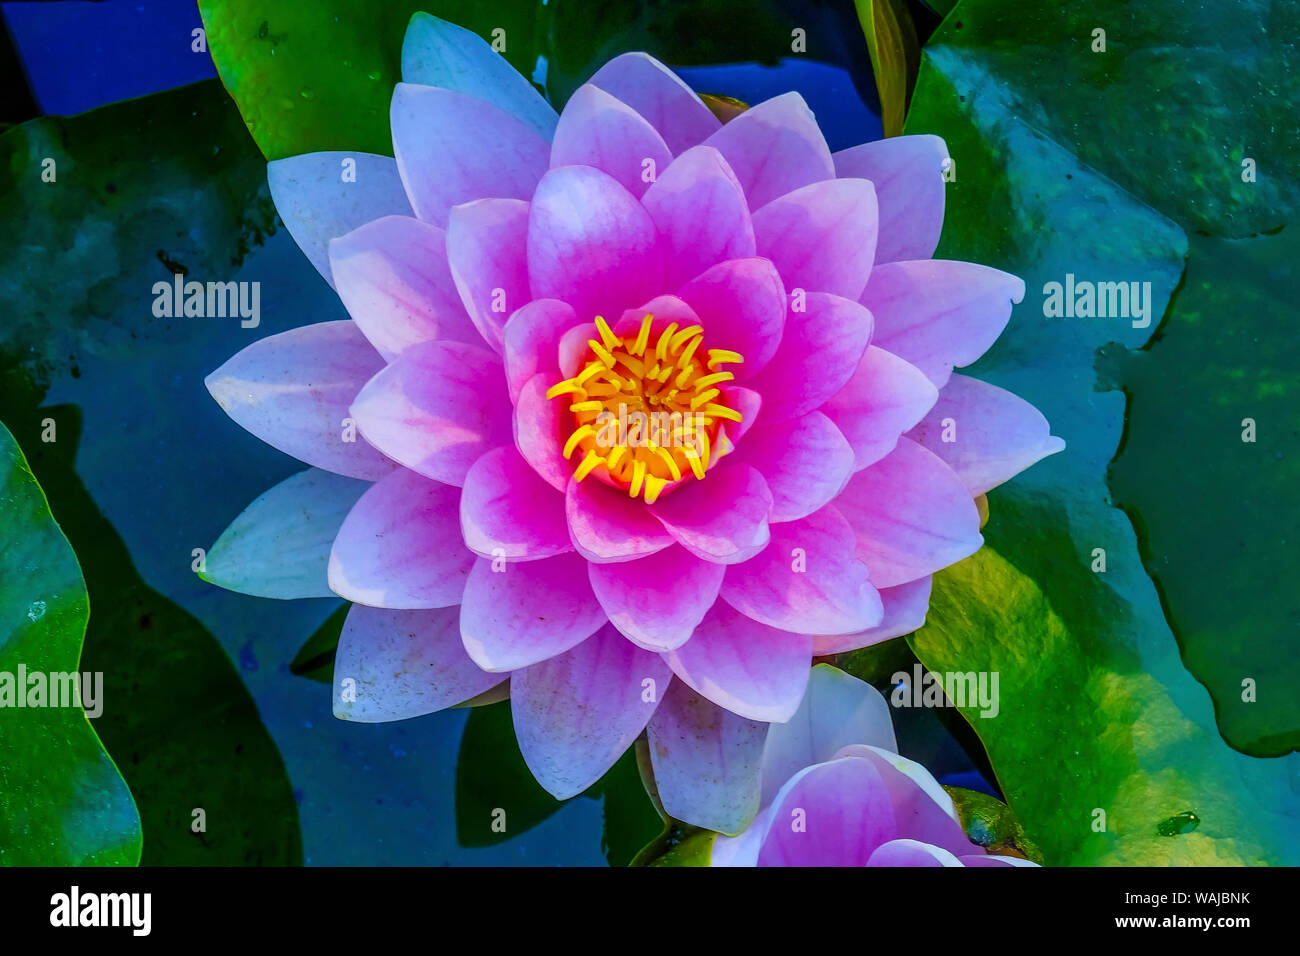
[204,13,1063,833]
[711,665,1038,866]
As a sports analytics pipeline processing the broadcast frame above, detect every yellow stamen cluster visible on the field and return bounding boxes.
[546,313,744,504]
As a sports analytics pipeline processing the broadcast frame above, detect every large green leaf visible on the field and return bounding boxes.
[198,0,543,159]
[0,420,141,866]
[903,0,1300,864]
[1109,232,1300,756]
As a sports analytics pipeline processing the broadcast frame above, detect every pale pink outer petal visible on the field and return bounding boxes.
[390,83,549,226]
[676,257,786,379]
[832,134,948,264]
[751,178,878,301]
[733,411,854,523]
[612,294,699,339]
[527,165,663,323]
[908,373,1065,495]
[327,468,472,608]
[459,552,606,672]
[646,680,767,835]
[836,438,983,589]
[867,839,963,866]
[400,12,558,141]
[746,292,873,423]
[720,505,882,635]
[557,322,599,377]
[566,476,675,563]
[329,215,480,361]
[759,663,897,806]
[445,198,531,354]
[513,373,571,492]
[512,622,672,799]
[203,468,369,600]
[502,298,577,398]
[205,320,394,480]
[642,145,756,289]
[650,463,773,565]
[862,259,1026,389]
[720,386,762,444]
[812,576,933,655]
[663,600,811,722]
[332,605,501,721]
[550,83,673,198]
[588,545,724,652]
[702,92,835,209]
[756,757,897,866]
[266,151,412,287]
[821,345,939,471]
[349,339,512,486]
[460,446,572,560]
[586,52,722,155]
[962,854,1041,867]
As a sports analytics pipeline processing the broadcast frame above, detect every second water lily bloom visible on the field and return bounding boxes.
[204,12,1064,833]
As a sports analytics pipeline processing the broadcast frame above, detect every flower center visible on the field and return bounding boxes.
[546,313,744,504]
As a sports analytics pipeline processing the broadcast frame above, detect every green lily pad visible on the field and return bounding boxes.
[902,0,1300,863]
[0,420,141,866]
[198,0,542,160]
[1108,232,1300,756]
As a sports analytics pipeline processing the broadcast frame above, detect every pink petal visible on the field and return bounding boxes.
[676,257,786,379]
[720,505,882,635]
[550,84,673,198]
[756,757,896,866]
[732,411,853,522]
[702,92,835,209]
[329,215,480,361]
[588,545,724,651]
[835,438,982,588]
[812,576,933,655]
[908,374,1064,495]
[328,468,472,608]
[820,345,938,471]
[459,552,606,672]
[862,259,1026,389]
[642,145,755,289]
[206,320,394,480]
[650,463,772,565]
[586,52,721,155]
[527,165,662,323]
[759,663,897,805]
[746,292,873,423]
[266,151,412,288]
[445,198,531,353]
[752,177,878,300]
[333,605,500,721]
[612,294,699,339]
[646,680,766,835]
[350,339,512,486]
[833,134,948,263]
[840,746,974,856]
[664,600,811,722]
[557,321,599,377]
[460,445,572,560]
[566,476,675,563]
[513,373,571,492]
[390,83,548,226]
[721,385,762,443]
[512,622,672,798]
[867,839,962,867]
[502,298,578,398]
